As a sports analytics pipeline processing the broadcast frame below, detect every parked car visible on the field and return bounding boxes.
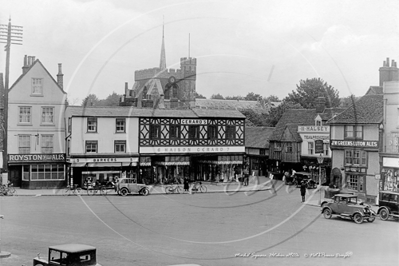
[33,243,101,266]
[321,194,376,224]
[377,191,399,221]
[116,178,150,196]
[321,193,370,207]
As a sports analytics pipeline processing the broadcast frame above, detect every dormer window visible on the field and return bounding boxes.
[316,120,322,126]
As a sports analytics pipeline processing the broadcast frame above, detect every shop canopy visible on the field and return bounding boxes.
[198,155,243,165]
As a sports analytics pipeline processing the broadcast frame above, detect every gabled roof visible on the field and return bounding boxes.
[365,86,383,95]
[9,59,66,94]
[66,106,244,119]
[327,94,383,124]
[245,127,275,148]
[270,109,317,141]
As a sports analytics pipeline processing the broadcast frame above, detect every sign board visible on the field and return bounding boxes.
[383,157,399,168]
[330,140,378,148]
[317,155,324,164]
[181,119,207,125]
[140,146,245,154]
[68,157,139,164]
[315,139,324,154]
[8,153,65,163]
[298,126,329,132]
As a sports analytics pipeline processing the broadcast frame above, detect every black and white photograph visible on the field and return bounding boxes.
[0,0,398,265]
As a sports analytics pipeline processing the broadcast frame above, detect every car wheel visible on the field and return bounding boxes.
[141,188,149,196]
[380,209,389,221]
[367,216,375,223]
[353,213,364,224]
[323,208,332,219]
[120,188,129,196]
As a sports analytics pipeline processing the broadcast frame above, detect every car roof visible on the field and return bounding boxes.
[334,194,357,198]
[380,191,399,195]
[49,244,96,253]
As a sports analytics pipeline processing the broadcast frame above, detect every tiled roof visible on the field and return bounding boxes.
[245,127,275,148]
[66,106,244,119]
[270,109,317,141]
[319,107,346,120]
[328,94,383,124]
[194,98,278,112]
[365,86,383,95]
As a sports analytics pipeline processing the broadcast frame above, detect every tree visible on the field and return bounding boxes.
[194,91,206,99]
[97,92,121,106]
[82,94,99,107]
[340,94,358,108]
[211,93,224,100]
[265,95,279,102]
[240,109,269,127]
[266,101,302,127]
[285,78,340,109]
[225,95,244,100]
[244,92,262,101]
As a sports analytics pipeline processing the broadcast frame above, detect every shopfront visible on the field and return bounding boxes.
[8,153,66,189]
[68,157,138,187]
[380,157,399,192]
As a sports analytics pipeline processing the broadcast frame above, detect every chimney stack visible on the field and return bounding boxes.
[22,55,29,74]
[57,63,64,89]
[379,57,399,86]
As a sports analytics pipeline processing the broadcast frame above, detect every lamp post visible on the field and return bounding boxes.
[317,154,324,205]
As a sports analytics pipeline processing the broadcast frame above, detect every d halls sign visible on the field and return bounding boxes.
[9,153,65,163]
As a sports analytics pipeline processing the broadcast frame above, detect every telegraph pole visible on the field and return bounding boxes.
[0,18,23,183]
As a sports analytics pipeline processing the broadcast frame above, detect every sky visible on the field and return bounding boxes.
[0,0,398,105]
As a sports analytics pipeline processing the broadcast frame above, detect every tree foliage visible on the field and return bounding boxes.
[265,95,280,102]
[284,78,340,108]
[244,92,262,101]
[211,93,224,99]
[265,101,302,127]
[194,91,206,99]
[81,94,99,107]
[240,109,269,127]
[97,92,121,106]
[225,95,244,100]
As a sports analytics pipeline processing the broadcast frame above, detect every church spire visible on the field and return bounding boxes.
[159,19,166,70]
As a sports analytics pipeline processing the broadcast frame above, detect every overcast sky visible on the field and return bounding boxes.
[1,0,398,105]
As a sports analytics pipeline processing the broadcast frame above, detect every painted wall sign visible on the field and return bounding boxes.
[140,146,245,154]
[298,126,329,132]
[330,140,378,148]
[315,139,324,154]
[303,135,329,140]
[9,153,65,162]
[181,119,207,125]
[68,157,139,163]
[383,157,399,168]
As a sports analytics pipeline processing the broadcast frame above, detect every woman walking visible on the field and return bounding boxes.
[183,177,189,192]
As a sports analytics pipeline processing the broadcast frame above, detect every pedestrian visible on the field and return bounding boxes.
[183,177,189,192]
[243,168,249,186]
[300,181,307,202]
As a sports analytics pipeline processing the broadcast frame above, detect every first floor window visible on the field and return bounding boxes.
[41,107,54,124]
[41,134,53,153]
[345,150,367,166]
[308,142,314,155]
[286,143,293,153]
[87,117,97,132]
[19,107,31,123]
[346,174,364,192]
[189,125,200,139]
[19,135,30,153]
[116,118,125,133]
[324,143,330,156]
[208,125,218,140]
[170,124,180,139]
[225,125,236,140]
[150,124,161,139]
[86,140,98,153]
[115,140,126,153]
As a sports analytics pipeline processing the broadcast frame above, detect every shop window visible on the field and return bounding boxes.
[115,140,126,153]
[86,140,98,153]
[31,78,43,96]
[41,107,54,124]
[19,106,32,124]
[116,118,125,133]
[19,135,31,153]
[189,125,200,139]
[30,164,64,181]
[208,125,218,140]
[345,150,367,166]
[68,117,72,133]
[150,124,161,139]
[23,165,30,181]
[170,124,180,139]
[87,117,97,133]
[324,143,329,156]
[286,143,293,153]
[41,134,53,153]
[345,125,363,139]
[308,142,314,155]
[225,125,236,140]
[346,174,364,192]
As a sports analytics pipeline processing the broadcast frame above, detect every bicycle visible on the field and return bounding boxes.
[164,184,182,194]
[0,182,16,196]
[190,182,207,193]
[63,184,81,196]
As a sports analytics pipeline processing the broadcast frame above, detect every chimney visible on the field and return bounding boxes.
[315,96,326,113]
[22,55,29,74]
[124,82,128,97]
[57,63,64,89]
[380,57,399,86]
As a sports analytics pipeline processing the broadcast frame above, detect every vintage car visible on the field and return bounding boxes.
[321,194,376,224]
[377,191,399,221]
[33,243,101,266]
[116,177,150,196]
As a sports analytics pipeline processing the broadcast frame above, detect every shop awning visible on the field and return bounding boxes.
[199,155,243,165]
[154,156,190,166]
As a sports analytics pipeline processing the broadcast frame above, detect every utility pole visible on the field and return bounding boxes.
[0,18,23,183]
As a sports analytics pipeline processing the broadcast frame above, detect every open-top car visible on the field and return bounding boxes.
[116,177,150,196]
[377,191,399,221]
[321,194,376,224]
[33,243,101,266]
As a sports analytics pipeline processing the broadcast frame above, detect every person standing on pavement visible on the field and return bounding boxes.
[300,181,307,202]
[183,177,189,192]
